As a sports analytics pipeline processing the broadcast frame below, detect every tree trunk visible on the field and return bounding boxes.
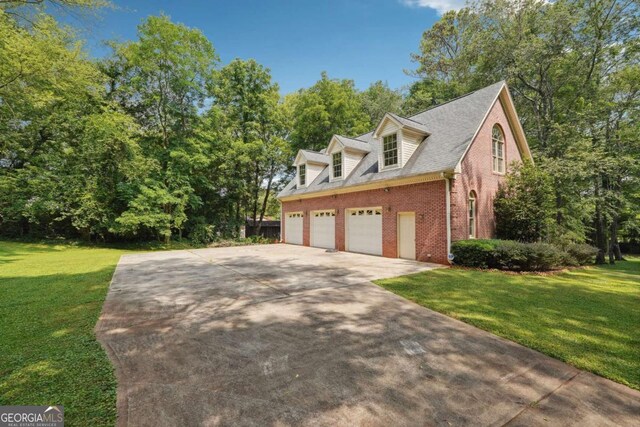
[609,214,623,262]
[235,199,241,237]
[594,177,607,264]
[251,161,260,226]
[256,164,275,236]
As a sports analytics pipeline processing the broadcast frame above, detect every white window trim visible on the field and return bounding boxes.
[331,151,343,181]
[380,130,401,171]
[468,192,477,239]
[492,125,505,175]
[298,164,307,188]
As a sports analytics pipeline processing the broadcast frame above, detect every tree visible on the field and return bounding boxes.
[106,15,219,242]
[0,10,115,238]
[287,72,370,151]
[494,161,555,242]
[360,80,403,126]
[210,59,290,235]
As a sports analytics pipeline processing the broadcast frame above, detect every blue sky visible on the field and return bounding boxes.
[72,0,462,94]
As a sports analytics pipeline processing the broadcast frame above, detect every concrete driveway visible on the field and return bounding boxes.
[96,244,640,426]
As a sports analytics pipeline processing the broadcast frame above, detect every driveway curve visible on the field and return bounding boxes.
[96,244,640,426]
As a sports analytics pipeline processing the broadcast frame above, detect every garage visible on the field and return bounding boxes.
[285,212,303,245]
[310,210,336,249]
[346,208,382,256]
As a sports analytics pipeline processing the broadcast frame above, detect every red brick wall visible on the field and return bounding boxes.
[451,98,524,241]
[282,180,448,264]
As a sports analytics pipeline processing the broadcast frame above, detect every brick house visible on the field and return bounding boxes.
[277,81,532,264]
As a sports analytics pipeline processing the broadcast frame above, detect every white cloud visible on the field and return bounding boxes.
[400,0,467,14]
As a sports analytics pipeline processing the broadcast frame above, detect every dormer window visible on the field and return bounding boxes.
[298,164,306,186]
[383,133,398,167]
[332,152,342,179]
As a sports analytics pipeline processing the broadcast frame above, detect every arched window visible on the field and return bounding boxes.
[468,191,477,239]
[492,125,505,173]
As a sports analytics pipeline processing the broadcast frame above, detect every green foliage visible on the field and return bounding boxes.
[189,220,216,245]
[496,241,565,271]
[360,80,403,126]
[450,239,498,268]
[287,72,371,151]
[565,243,599,266]
[375,257,640,390]
[210,59,291,232]
[494,161,555,242]
[0,8,291,243]
[451,239,591,271]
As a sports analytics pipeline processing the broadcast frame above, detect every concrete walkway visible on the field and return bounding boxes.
[96,244,640,426]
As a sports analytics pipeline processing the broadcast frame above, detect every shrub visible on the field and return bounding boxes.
[451,239,498,268]
[524,242,565,271]
[189,223,216,245]
[492,240,529,271]
[494,161,555,242]
[565,243,598,265]
[453,239,569,271]
[246,235,273,244]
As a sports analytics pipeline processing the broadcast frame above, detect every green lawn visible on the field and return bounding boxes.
[0,240,191,426]
[375,258,640,391]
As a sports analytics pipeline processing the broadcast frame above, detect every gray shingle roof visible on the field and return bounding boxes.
[299,149,330,165]
[386,113,430,135]
[335,135,371,153]
[279,81,505,199]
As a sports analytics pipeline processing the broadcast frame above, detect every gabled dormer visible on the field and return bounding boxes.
[293,150,330,188]
[373,113,430,170]
[326,135,370,182]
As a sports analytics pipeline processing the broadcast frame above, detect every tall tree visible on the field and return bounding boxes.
[211,59,290,234]
[360,80,403,126]
[107,15,219,242]
[287,72,370,151]
[0,10,121,238]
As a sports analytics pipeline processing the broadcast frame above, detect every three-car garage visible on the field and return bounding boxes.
[284,207,387,258]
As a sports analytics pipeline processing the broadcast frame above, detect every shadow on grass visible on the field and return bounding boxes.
[0,268,118,426]
[376,259,640,391]
[0,241,66,265]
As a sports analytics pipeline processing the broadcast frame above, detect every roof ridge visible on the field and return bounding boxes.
[337,134,367,143]
[388,112,429,127]
[407,81,505,121]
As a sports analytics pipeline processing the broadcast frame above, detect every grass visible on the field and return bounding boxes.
[375,258,640,391]
[0,240,194,426]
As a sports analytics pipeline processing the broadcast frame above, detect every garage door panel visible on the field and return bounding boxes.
[285,212,303,245]
[311,210,335,249]
[347,208,382,256]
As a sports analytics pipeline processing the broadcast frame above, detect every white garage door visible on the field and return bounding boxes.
[346,208,382,256]
[310,210,336,249]
[285,212,303,245]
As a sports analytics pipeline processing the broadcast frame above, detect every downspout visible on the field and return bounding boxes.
[279,201,283,243]
[442,173,452,264]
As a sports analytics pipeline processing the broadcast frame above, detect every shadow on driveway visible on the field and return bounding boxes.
[96,244,640,426]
